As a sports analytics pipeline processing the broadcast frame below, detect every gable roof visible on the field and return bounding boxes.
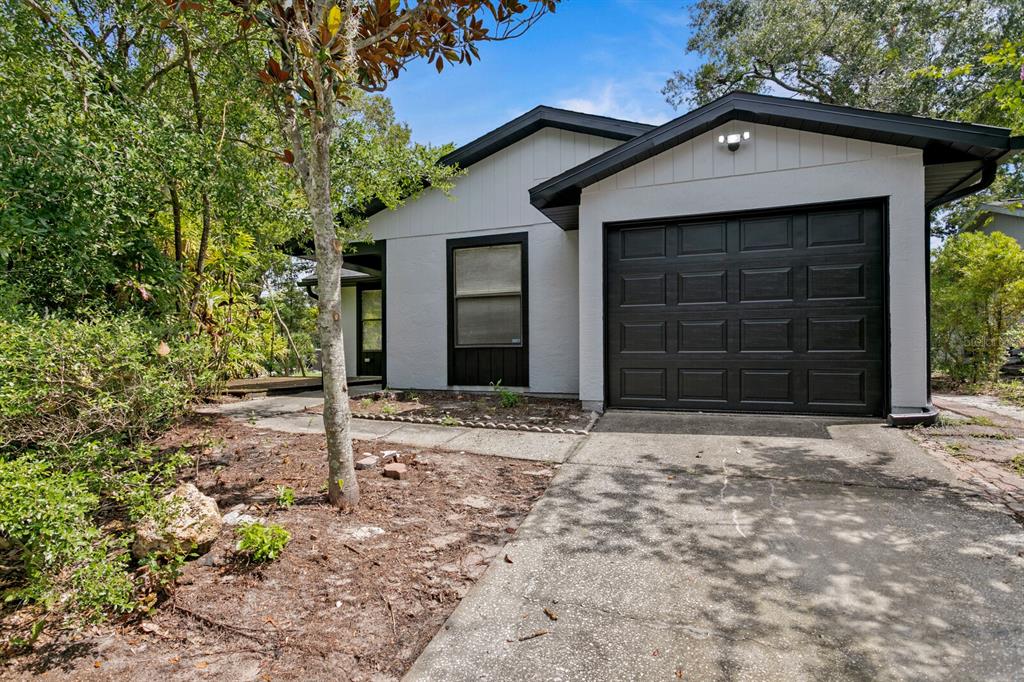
[359,105,654,220]
[529,91,1023,229]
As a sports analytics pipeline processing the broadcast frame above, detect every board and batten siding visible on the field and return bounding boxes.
[365,128,618,393]
[578,121,928,413]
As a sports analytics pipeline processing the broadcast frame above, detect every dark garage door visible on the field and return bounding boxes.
[606,202,885,416]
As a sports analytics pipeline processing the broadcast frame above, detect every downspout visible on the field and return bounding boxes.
[888,160,1000,427]
[302,282,318,300]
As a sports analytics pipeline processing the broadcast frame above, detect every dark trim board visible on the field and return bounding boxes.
[446,232,529,387]
[531,91,1020,230]
[603,198,890,417]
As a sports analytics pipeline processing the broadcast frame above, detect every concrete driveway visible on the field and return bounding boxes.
[406,411,1024,681]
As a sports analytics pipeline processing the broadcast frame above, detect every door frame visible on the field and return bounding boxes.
[601,197,891,416]
[355,281,384,379]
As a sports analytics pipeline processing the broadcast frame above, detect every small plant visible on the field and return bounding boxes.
[236,522,290,563]
[360,397,374,409]
[275,485,295,508]
[967,415,996,427]
[406,391,420,402]
[441,413,460,427]
[1011,454,1024,476]
[380,403,397,416]
[489,379,523,409]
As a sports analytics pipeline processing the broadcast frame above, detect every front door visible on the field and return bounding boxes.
[357,284,383,377]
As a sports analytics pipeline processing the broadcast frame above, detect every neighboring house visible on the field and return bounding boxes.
[308,91,1020,424]
[967,200,1024,244]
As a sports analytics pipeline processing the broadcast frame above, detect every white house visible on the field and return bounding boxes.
[322,92,1020,424]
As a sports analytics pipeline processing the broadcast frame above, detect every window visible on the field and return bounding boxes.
[360,288,382,352]
[453,243,523,347]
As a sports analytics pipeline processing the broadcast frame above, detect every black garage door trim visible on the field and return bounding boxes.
[603,199,889,416]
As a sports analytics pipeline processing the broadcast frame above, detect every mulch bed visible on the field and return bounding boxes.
[0,415,554,681]
[313,390,593,432]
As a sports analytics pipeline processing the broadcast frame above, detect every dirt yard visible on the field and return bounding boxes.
[0,416,554,681]
[320,389,594,432]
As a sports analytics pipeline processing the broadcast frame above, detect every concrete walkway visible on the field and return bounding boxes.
[406,411,1024,681]
[198,392,583,463]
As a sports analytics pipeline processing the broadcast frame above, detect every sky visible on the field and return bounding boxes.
[383,0,701,148]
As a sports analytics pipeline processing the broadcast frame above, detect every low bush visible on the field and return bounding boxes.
[0,307,209,626]
[236,522,291,563]
[0,313,216,452]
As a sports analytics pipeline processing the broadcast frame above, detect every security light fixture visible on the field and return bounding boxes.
[718,131,751,152]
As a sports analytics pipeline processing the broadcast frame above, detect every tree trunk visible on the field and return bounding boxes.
[307,115,358,509]
[169,182,183,265]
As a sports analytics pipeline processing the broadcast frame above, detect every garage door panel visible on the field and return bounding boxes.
[620,273,666,306]
[740,216,794,252]
[739,267,794,302]
[678,270,728,304]
[619,321,667,354]
[807,210,865,247]
[607,201,885,415]
[620,368,667,401]
[678,368,729,402]
[678,320,728,352]
[678,222,727,255]
[620,226,667,259]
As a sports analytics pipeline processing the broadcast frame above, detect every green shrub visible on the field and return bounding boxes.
[932,232,1024,384]
[275,485,295,508]
[0,313,215,451]
[236,522,290,562]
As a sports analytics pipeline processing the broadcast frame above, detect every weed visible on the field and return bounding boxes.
[440,414,460,427]
[1011,454,1024,476]
[275,485,295,508]
[380,403,397,416]
[359,397,373,409]
[490,379,523,409]
[236,522,290,562]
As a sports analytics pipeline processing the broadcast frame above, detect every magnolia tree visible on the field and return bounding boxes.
[166,0,558,508]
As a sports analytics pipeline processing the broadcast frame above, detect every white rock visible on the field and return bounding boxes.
[458,494,495,510]
[347,525,386,541]
[132,483,222,559]
[223,510,263,526]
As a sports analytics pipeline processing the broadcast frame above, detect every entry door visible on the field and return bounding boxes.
[357,284,382,377]
[605,202,885,415]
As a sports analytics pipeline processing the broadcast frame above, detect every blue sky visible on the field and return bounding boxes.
[384,0,700,148]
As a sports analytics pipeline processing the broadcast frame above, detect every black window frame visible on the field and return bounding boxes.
[446,232,529,387]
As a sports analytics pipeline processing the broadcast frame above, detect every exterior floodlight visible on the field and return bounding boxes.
[717,131,751,151]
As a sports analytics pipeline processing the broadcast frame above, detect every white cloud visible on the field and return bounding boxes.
[556,81,673,125]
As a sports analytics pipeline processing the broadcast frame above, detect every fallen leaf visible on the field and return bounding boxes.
[157,340,170,356]
[196,661,208,670]
[543,606,558,621]
[503,554,513,563]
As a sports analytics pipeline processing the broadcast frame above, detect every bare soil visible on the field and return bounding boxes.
[323,390,593,431]
[0,415,554,681]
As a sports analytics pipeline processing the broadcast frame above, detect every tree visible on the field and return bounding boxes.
[164,0,558,508]
[932,231,1024,384]
[664,0,1024,120]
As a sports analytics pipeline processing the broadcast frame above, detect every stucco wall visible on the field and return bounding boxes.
[578,122,928,412]
[363,129,606,393]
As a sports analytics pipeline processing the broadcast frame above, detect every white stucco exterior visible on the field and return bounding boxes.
[343,114,937,417]
[361,128,613,393]
[577,122,927,411]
